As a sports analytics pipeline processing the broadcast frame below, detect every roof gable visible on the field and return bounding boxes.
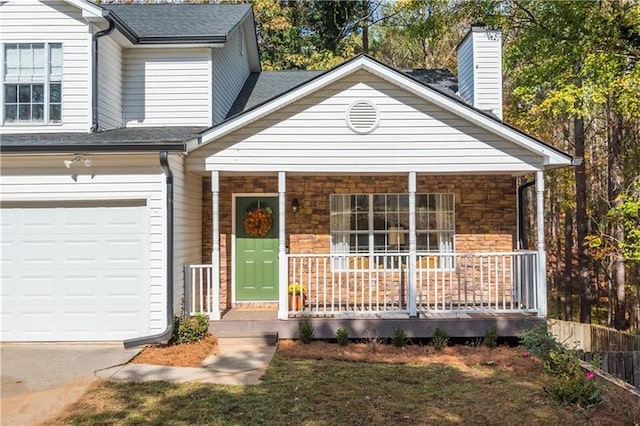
[192,55,571,168]
[187,70,549,174]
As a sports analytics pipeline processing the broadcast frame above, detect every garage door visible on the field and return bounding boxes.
[1,200,150,342]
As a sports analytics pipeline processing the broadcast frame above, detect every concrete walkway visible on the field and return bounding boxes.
[97,342,277,386]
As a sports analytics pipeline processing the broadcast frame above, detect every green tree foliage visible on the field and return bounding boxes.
[252,0,365,70]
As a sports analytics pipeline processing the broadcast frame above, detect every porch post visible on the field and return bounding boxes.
[277,171,288,320]
[535,170,547,317]
[408,172,417,317]
[210,170,221,320]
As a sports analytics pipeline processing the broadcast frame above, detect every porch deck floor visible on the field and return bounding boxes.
[209,308,542,340]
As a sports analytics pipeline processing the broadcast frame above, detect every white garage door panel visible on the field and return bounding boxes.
[1,201,151,342]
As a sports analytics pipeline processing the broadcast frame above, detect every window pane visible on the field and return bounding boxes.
[5,84,17,103]
[18,84,31,103]
[32,84,44,102]
[32,44,45,77]
[50,83,61,102]
[49,44,63,78]
[4,104,17,122]
[18,104,31,121]
[50,104,61,122]
[32,104,44,121]
[5,45,19,76]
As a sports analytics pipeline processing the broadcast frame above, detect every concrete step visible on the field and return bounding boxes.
[215,332,278,348]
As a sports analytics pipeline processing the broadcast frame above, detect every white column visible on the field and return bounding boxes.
[535,170,547,317]
[277,171,288,320]
[408,172,417,317]
[210,171,221,320]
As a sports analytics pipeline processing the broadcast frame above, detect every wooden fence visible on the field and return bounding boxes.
[549,320,640,390]
[548,320,640,352]
[578,351,640,390]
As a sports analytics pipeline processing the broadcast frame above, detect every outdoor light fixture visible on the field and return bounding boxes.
[64,154,92,168]
[291,198,299,213]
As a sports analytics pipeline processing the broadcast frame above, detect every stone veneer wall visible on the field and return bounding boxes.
[202,175,516,307]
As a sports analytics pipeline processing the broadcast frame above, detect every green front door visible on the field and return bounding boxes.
[235,196,279,301]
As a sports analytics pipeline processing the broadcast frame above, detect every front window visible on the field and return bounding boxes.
[330,193,455,256]
[3,43,62,124]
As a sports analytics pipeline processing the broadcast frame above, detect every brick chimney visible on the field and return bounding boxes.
[457,25,503,120]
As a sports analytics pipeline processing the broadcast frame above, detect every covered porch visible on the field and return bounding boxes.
[184,171,547,322]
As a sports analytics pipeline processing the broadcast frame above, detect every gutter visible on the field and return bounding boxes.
[124,151,174,348]
[517,179,536,249]
[1,143,185,154]
[91,14,116,133]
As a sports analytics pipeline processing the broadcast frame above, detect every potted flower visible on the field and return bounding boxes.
[288,282,306,311]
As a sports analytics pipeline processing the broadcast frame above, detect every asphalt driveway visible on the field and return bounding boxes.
[1,343,140,425]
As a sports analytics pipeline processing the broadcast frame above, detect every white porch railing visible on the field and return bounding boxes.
[288,251,539,315]
[184,264,218,318]
[186,251,539,318]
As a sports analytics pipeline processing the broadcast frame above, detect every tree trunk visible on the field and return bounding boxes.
[564,207,574,321]
[575,116,591,323]
[361,0,369,54]
[609,112,626,329]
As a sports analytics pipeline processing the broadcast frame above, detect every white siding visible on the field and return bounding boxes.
[169,154,202,315]
[0,154,168,335]
[211,29,250,124]
[189,70,541,173]
[0,0,92,133]
[98,34,122,130]
[123,48,211,127]
[456,29,502,120]
[457,36,474,109]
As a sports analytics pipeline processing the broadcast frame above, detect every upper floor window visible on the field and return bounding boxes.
[3,43,62,124]
[330,193,455,256]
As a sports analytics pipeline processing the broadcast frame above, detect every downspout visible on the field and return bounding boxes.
[124,152,174,348]
[518,179,536,249]
[91,14,115,133]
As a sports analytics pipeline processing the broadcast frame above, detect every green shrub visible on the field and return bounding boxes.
[432,328,449,350]
[520,323,563,361]
[542,349,603,407]
[299,319,315,344]
[170,314,209,345]
[484,326,498,349]
[392,328,409,348]
[335,327,349,346]
[545,372,603,407]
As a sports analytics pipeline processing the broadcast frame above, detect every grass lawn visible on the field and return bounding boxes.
[52,344,633,425]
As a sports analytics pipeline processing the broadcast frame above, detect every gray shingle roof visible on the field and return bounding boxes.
[104,4,252,42]
[226,67,459,118]
[0,127,205,152]
[404,69,458,95]
[227,71,324,118]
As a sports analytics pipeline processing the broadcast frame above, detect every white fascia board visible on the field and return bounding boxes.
[127,43,225,49]
[62,0,105,19]
[360,61,572,167]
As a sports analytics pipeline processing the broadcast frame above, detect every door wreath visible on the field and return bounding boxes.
[244,201,273,237]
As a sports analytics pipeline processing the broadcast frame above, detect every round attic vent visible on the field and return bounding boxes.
[346,100,379,134]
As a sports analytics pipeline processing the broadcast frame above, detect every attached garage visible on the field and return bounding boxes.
[1,200,150,341]
[0,147,193,344]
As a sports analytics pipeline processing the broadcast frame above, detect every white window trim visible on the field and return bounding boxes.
[2,42,63,126]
